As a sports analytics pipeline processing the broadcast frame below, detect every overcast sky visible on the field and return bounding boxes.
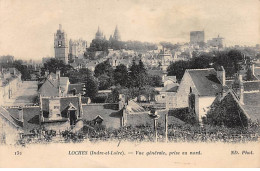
[0,0,259,60]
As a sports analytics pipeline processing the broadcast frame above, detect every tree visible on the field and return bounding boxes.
[41,58,73,76]
[94,60,114,78]
[97,74,112,90]
[129,59,148,88]
[12,60,31,80]
[84,76,98,100]
[167,60,191,82]
[148,75,163,87]
[68,68,92,84]
[114,64,129,87]
[227,49,243,72]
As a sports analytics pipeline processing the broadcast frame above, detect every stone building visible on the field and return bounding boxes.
[167,67,226,122]
[190,31,205,44]
[0,68,22,105]
[54,24,69,64]
[207,35,224,48]
[69,39,87,59]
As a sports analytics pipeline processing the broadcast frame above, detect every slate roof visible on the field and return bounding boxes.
[242,92,260,121]
[254,67,260,80]
[187,68,222,96]
[68,83,84,95]
[5,107,41,133]
[243,81,260,92]
[82,103,121,129]
[39,73,69,96]
[0,107,22,129]
[41,96,81,119]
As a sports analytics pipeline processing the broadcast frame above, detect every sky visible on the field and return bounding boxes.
[0,0,259,60]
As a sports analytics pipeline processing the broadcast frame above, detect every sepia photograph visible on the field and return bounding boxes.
[0,0,259,168]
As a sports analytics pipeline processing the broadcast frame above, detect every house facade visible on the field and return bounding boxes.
[167,67,225,122]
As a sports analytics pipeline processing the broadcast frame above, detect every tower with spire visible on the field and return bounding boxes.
[113,25,121,41]
[95,26,104,40]
[54,24,69,64]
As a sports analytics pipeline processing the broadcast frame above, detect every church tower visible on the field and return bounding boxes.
[95,26,104,40]
[54,24,69,64]
[113,25,121,41]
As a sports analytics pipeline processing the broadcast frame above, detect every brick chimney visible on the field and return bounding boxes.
[217,66,226,86]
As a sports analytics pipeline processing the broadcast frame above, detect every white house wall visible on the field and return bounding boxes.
[198,96,216,122]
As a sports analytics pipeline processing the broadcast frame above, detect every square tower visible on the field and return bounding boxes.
[54,24,69,64]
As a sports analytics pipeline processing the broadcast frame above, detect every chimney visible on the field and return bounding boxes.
[239,84,244,105]
[252,63,255,76]
[56,70,61,80]
[162,71,167,83]
[45,70,49,77]
[239,73,243,83]
[18,107,23,122]
[119,94,126,110]
[59,24,62,30]
[238,73,244,104]
[217,66,226,86]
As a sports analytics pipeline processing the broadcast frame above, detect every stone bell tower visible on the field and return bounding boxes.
[54,24,69,64]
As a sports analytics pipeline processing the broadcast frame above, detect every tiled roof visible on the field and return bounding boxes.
[243,81,260,92]
[187,68,222,96]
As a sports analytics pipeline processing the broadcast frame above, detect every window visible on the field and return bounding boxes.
[54,106,59,109]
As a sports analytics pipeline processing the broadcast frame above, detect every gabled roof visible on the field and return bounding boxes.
[187,68,222,96]
[6,107,41,133]
[68,102,77,110]
[39,73,69,96]
[0,107,22,129]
